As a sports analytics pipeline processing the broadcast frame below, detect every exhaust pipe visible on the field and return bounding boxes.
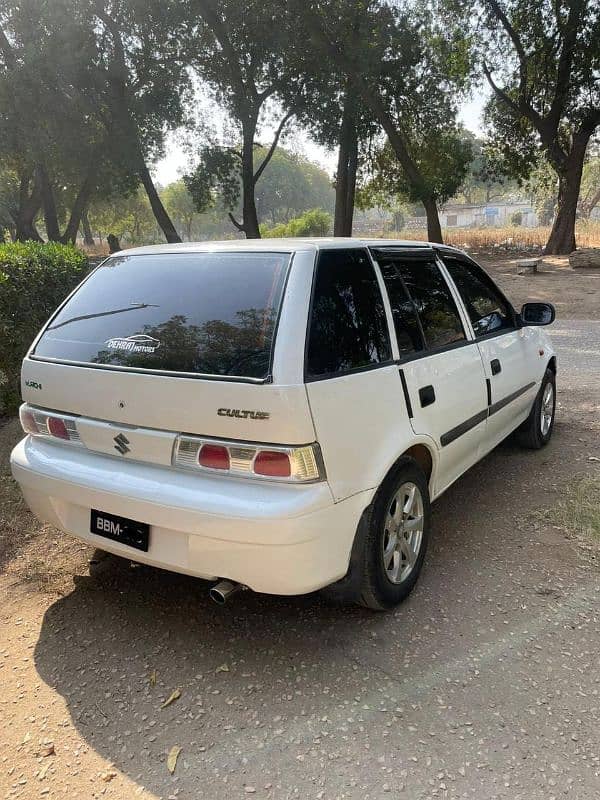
[210,579,245,605]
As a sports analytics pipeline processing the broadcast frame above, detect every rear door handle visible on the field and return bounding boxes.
[419,385,436,407]
[491,359,502,375]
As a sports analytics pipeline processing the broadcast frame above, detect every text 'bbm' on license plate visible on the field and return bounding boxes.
[90,509,149,552]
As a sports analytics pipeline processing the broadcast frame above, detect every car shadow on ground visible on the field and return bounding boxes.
[31,421,588,798]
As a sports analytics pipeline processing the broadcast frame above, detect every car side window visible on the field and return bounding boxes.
[392,258,466,351]
[306,248,392,378]
[377,261,425,358]
[441,255,515,337]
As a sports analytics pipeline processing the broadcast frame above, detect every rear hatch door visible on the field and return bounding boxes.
[23,249,315,460]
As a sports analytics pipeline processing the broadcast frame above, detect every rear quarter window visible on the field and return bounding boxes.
[32,252,291,379]
[305,248,391,378]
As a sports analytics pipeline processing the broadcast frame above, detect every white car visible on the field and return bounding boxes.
[11,239,556,609]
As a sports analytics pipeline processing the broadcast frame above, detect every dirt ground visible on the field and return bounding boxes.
[1,256,599,800]
[473,251,600,320]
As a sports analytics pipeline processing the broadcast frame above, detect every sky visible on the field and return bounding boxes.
[153,87,489,186]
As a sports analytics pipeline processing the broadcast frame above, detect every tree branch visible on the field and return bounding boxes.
[484,0,529,106]
[547,0,586,128]
[253,110,294,184]
[195,1,248,105]
[482,60,520,115]
[228,212,245,232]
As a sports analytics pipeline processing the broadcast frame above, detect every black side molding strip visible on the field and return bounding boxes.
[440,381,536,447]
[489,381,535,417]
[398,369,413,418]
[440,409,488,447]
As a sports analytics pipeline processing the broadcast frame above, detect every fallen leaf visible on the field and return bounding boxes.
[167,745,182,774]
[22,732,31,744]
[38,762,51,781]
[101,770,117,782]
[40,744,55,758]
[588,456,599,462]
[244,787,256,794]
[161,688,181,708]
[149,669,157,687]
[216,664,229,673]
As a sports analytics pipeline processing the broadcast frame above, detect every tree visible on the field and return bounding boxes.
[162,180,200,241]
[473,0,600,253]
[578,151,600,220]
[359,129,472,227]
[295,0,472,243]
[185,145,334,230]
[281,1,379,236]
[88,188,159,245]
[454,134,519,205]
[253,149,334,223]
[0,0,171,244]
[87,0,190,243]
[186,0,300,238]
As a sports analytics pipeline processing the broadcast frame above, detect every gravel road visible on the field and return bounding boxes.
[550,319,600,391]
[1,320,599,800]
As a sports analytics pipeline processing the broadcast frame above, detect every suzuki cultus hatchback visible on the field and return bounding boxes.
[11,239,556,609]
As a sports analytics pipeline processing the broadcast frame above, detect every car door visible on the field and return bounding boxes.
[372,248,489,497]
[305,247,412,503]
[438,251,538,450]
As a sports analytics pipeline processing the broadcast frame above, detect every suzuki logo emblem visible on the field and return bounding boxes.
[113,433,130,455]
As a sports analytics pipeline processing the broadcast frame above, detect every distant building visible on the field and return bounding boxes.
[439,202,538,228]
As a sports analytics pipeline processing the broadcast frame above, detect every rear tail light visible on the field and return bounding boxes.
[198,443,230,470]
[173,435,324,483]
[254,450,291,477]
[19,404,81,444]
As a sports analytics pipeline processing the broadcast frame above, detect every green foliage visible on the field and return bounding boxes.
[261,209,332,238]
[255,149,334,223]
[184,146,242,215]
[88,189,159,245]
[360,131,472,212]
[0,242,88,413]
[509,211,523,226]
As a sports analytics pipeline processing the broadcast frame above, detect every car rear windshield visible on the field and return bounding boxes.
[32,252,291,379]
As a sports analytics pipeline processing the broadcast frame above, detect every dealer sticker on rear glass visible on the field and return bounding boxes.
[105,334,161,354]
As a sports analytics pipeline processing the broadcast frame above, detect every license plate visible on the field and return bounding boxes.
[90,509,149,552]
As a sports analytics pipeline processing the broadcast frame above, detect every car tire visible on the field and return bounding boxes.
[323,458,431,611]
[517,368,556,449]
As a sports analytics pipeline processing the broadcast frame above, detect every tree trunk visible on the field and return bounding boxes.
[61,171,95,245]
[544,141,587,255]
[423,196,443,243]
[38,164,61,242]
[138,160,182,243]
[15,171,43,242]
[82,210,95,246]
[238,120,260,239]
[334,92,358,237]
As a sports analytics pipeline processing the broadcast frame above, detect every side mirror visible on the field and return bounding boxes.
[520,302,555,326]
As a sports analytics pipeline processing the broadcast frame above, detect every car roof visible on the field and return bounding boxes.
[111,237,465,258]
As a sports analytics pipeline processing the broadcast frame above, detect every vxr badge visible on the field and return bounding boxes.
[113,433,131,455]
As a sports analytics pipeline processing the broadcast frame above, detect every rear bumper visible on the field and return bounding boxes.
[10,437,371,595]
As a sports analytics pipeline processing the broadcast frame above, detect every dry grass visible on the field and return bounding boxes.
[382,221,600,250]
[540,475,600,547]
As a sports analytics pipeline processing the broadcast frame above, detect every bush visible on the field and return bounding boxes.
[509,211,523,226]
[0,242,89,414]
[261,208,332,238]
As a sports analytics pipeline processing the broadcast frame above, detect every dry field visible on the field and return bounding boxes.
[385,220,600,250]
